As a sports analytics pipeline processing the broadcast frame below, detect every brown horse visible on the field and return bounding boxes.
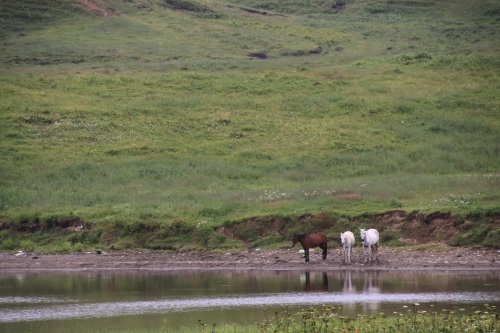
[291,232,328,263]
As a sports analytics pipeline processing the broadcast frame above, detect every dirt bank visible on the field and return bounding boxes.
[1,246,499,271]
[80,0,118,17]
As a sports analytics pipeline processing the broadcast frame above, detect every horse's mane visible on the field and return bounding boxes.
[293,234,307,240]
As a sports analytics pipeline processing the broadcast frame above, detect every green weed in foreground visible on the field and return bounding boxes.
[75,304,499,333]
[251,304,500,333]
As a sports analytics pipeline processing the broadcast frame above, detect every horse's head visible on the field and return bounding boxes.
[340,232,345,245]
[291,235,299,248]
[359,228,367,243]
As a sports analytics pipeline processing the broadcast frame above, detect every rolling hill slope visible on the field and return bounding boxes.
[0,0,498,251]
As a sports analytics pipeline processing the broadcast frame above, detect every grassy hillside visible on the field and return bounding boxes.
[0,0,498,252]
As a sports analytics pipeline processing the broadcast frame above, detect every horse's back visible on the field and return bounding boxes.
[317,232,328,243]
[310,232,327,244]
[367,229,379,243]
[345,231,355,244]
[341,231,355,245]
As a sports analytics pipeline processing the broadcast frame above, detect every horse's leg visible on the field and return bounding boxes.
[370,244,376,262]
[322,244,327,260]
[347,245,351,263]
[304,247,309,263]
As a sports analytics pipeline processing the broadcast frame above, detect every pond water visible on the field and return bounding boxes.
[0,269,499,332]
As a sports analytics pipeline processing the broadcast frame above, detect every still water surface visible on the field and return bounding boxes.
[0,270,499,332]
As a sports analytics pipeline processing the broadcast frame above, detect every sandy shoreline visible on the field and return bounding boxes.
[1,247,499,272]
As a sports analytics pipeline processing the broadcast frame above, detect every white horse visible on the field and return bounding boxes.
[340,231,355,264]
[359,228,379,262]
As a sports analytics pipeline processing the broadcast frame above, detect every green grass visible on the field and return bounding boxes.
[45,304,499,333]
[252,304,498,333]
[0,0,499,251]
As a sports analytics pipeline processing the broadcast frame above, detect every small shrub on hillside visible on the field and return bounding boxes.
[121,220,148,235]
[72,242,84,252]
[390,197,403,208]
[100,230,116,246]
[335,0,346,7]
[12,211,41,224]
[380,230,403,246]
[207,233,240,250]
[0,230,9,241]
[280,49,310,57]
[0,237,20,251]
[109,237,136,251]
[393,104,414,114]
[252,235,284,248]
[68,230,102,245]
[397,52,432,64]
[162,0,213,12]
[483,229,500,248]
[193,223,214,246]
[145,235,177,250]
[232,223,261,243]
[170,219,195,234]
[450,226,490,247]
[20,239,36,252]
[51,241,72,253]
[367,5,392,14]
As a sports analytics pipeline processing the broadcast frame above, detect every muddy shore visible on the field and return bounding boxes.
[1,247,499,272]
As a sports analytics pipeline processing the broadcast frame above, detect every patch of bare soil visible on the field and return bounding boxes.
[1,247,498,271]
[80,0,118,17]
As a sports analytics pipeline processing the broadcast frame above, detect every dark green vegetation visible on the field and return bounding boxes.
[253,304,499,333]
[0,0,499,252]
[53,304,500,333]
[235,304,498,333]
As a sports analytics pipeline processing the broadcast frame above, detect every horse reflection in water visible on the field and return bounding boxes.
[341,270,357,312]
[340,271,381,314]
[362,270,381,312]
[302,271,329,292]
[342,271,356,294]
